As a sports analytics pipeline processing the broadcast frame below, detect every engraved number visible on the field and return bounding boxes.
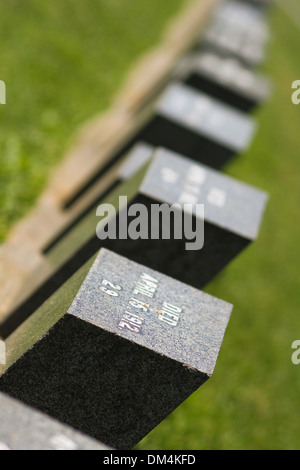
[100,279,122,297]
[119,321,140,333]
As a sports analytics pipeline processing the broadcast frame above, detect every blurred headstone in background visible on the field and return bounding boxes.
[176,51,271,112]
[200,0,270,66]
[136,82,256,168]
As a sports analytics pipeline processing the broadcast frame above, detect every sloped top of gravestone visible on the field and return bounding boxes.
[118,142,154,181]
[68,249,233,377]
[140,148,269,241]
[0,392,111,450]
[212,0,268,34]
[181,51,271,102]
[202,1,269,66]
[157,82,256,152]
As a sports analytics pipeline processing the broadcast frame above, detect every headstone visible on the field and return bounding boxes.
[201,0,269,66]
[0,147,268,337]
[0,248,233,450]
[107,148,268,290]
[0,392,111,450]
[137,82,256,169]
[177,51,271,112]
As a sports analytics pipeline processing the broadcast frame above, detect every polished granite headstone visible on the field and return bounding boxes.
[201,0,269,66]
[0,249,233,449]
[110,147,268,289]
[137,82,256,169]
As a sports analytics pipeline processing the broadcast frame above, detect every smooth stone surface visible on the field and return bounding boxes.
[106,147,268,289]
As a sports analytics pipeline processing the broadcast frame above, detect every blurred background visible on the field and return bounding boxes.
[0,0,299,450]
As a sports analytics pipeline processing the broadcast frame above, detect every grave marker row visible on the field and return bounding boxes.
[176,51,271,112]
[0,147,268,338]
[0,0,271,326]
[0,0,272,450]
[201,0,269,66]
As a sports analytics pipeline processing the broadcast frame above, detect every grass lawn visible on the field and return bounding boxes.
[137,3,300,450]
[1,0,300,450]
[0,0,187,242]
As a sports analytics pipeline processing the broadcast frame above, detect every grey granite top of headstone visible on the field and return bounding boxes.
[157,82,256,152]
[69,249,233,377]
[212,0,268,34]
[183,52,271,101]
[0,392,111,450]
[204,0,269,65]
[140,148,269,240]
[118,142,154,181]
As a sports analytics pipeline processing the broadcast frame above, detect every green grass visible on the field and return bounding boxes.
[0,0,187,242]
[136,4,300,450]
